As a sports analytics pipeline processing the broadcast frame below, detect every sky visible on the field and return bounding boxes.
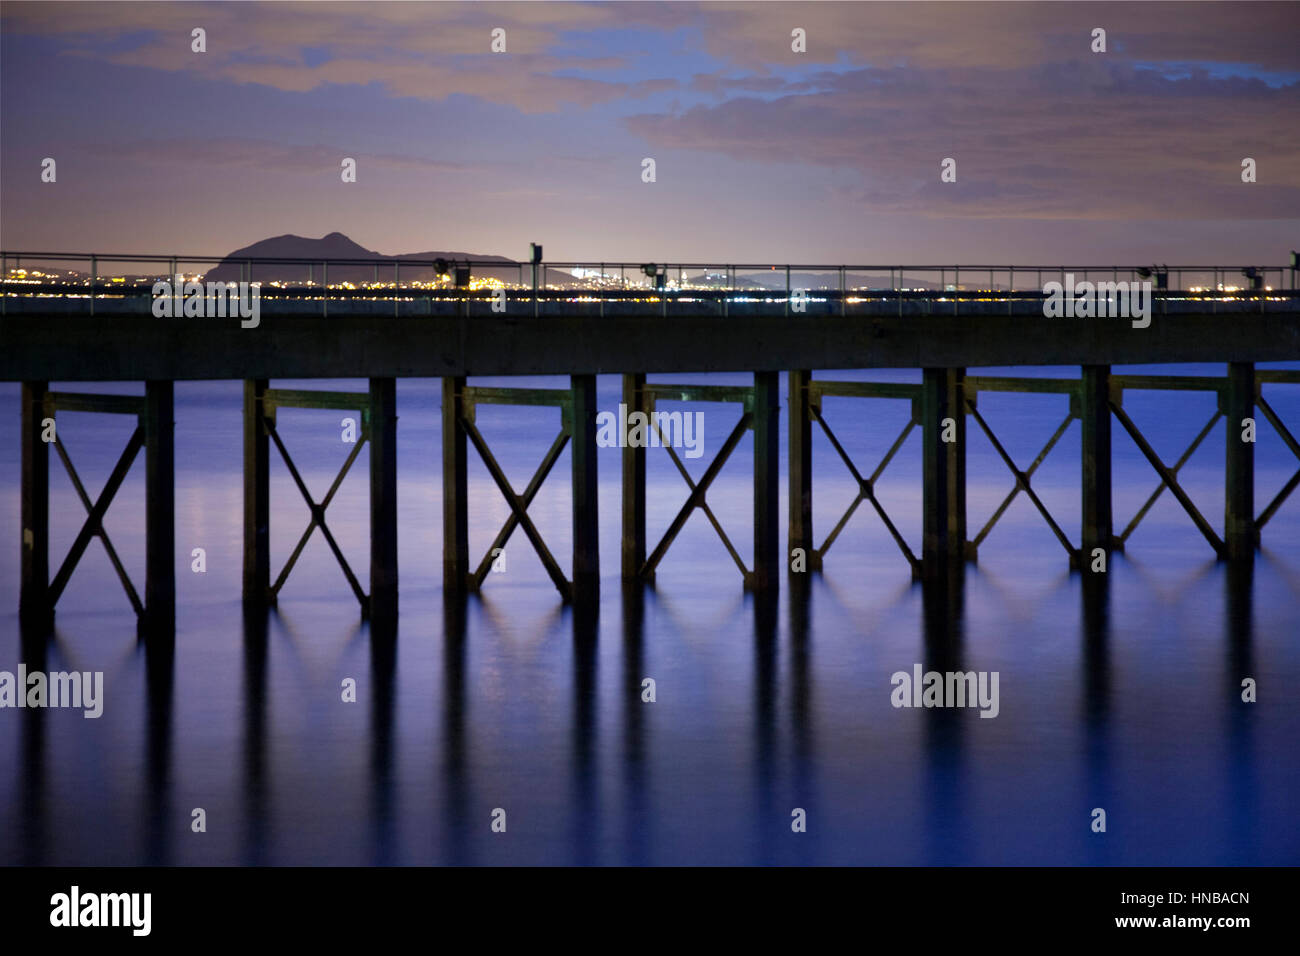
[2,1,1298,265]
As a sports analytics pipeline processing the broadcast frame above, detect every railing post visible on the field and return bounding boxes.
[442,377,469,594]
[570,373,600,604]
[1080,365,1113,565]
[243,379,271,609]
[1224,362,1256,560]
[369,378,399,629]
[19,381,51,632]
[749,370,780,591]
[142,380,175,640]
[788,369,813,573]
[621,373,646,581]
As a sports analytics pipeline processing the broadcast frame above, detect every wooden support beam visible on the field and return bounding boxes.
[19,381,51,632]
[1224,362,1256,560]
[922,368,966,577]
[1080,365,1113,562]
[621,374,646,581]
[788,369,813,573]
[243,380,270,608]
[442,377,469,594]
[570,374,600,604]
[142,381,175,640]
[369,377,398,628]
[749,370,780,591]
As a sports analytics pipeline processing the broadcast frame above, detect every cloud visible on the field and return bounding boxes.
[626,59,1300,219]
[89,137,474,174]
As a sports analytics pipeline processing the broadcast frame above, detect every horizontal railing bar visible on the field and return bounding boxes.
[3,252,1295,273]
[8,282,1292,301]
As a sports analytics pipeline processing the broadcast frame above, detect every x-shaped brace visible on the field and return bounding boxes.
[641,411,752,581]
[966,400,1079,561]
[264,416,370,610]
[972,409,1076,553]
[809,402,919,572]
[1118,409,1221,545]
[48,428,145,613]
[461,415,573,600]
[1256,394,1300,530]
[1110,401,1225,556]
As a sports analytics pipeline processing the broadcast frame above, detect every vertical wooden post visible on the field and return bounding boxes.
[788,369,813,573]
[922,368,966,576]
[570,374,600,604]
[243,380,270,608]
[1224,362,1256,560]
[948,369,967,564]
[750,370,780,591]
[621,373,646,581]
[369,377,398,627]
[19,381,51,631]
[442,377,469,594]
[1080,365,1113,565]
[143,380,175,639]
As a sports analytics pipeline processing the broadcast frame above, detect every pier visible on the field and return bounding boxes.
[4,253,1299,638]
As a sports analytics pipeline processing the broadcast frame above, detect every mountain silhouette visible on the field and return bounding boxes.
[203,232,520,284]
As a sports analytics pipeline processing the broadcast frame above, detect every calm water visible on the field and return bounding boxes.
[1,367,1298,865]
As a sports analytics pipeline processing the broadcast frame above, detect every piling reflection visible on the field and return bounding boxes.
[1224,558,1256,856]
[752,587,778,864]
[787,577,816,860]
[142,633,174,865]
[441,594,471,865]
[17,627,49,866]
[920,566,966,864]
[369,621,396,864]
[1080,568,1111,863]
[241,606,268,865]
[569,598,599,865]
[620,585,649,864]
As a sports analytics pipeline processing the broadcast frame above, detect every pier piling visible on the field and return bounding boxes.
[368,377,399,627]
[621,374,646,582]
[19,381,51,632]
[570,374,600,604]
[921,368,967,577]
[787,369,813,573]
[749,370,780,591]
[142,381,175,640]
[243,380,271,608]
[1080,365,1114,561]
[1224,362,1256,560]
[442,376,470,594]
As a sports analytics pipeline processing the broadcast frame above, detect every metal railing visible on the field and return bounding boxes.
[3,252,1297,318]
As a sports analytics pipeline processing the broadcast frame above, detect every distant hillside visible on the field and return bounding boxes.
[203,232,521,284]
